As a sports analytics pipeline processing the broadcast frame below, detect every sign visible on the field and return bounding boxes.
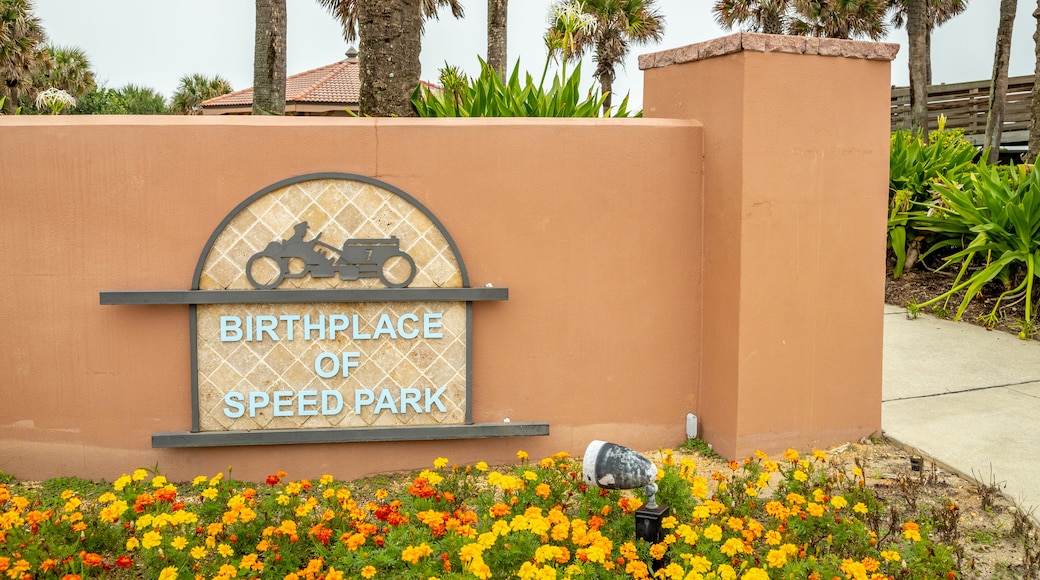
[193,176,472,432]
[101,173,548,447]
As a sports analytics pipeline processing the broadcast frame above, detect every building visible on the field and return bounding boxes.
[202,49,361,116]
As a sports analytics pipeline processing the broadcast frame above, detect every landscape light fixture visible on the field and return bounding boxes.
[582,440,670,550]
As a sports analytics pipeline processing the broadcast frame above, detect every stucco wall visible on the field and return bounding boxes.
[0,33,896,481]
[642,34,896,458]
[0,117,704,481]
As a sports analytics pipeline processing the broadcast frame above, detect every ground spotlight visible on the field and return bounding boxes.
[583,440,670,563]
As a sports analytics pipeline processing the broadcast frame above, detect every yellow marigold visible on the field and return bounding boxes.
[741,567,770,580]
[764,530,782,546]
[468,555,492,580]
[783,449,799,462]
[793,470,808,482]
[831,496,848,510]
[786,493,806,505]
[534,544,566,564]
[171,536,188,550]
[361,565,376,579]
[459,542,485,563]
[676,524,698,544]
[717,564,737,580]
[201,487,218,501]
[157,566,178,580]
[151,475,168,489]
[517,450,529,461]
[766,548,787,568]
[141,530,162,550]
[434,457,449,469]
[658,563,684,580]
[217,543,234,558]
[649,542,668,560]
[540,457,556,469]
[475,461,489,472]
[853,502,868,514]
[690,477,709,500]
[132,469,148,482]
[726,517,744,532]
[702,524,723,542]
[536,483,552,499]
[523,470,538,481]
[901,521,921,542]
[190,546,207,559]
[401,543,433,564]
[720,538,745,557]
[806,503,825,517]
[625,560,650,580]
[419,469,444,485]
[125,537,140,551]
[813,450,827,462]
[113,475,132,491]
[192,475,209,486]
[580,544,608,564]
[840,559,868,580]
[880,550,901,562]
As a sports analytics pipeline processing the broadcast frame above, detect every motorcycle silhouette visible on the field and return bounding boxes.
[245,222,417,289]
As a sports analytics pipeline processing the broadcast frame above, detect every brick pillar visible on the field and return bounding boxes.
[641,33,898,459]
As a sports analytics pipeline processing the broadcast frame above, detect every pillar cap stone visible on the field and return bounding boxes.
[638,32,899,71]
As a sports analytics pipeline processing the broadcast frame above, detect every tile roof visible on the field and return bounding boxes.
[202,58,361,108]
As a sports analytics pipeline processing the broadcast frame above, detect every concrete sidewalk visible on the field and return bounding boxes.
[882,303,1040,518]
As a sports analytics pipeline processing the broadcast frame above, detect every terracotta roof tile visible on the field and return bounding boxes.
[202,59,361,108]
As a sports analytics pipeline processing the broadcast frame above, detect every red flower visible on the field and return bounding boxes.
[115,556,133,569]
[265,475,281,486]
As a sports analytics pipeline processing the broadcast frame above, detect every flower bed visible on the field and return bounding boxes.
[0,448,958,579]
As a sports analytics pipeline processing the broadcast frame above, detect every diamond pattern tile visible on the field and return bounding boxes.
[193,177,470,433]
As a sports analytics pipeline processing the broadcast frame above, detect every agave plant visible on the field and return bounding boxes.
[411,57,637,118]
[908,162,1040,338]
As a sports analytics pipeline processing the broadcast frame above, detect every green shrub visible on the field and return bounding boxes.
[888,118,978,277]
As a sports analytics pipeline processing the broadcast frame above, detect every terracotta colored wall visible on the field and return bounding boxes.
[0,117,703,482]
[1,33,896,481]
[642,34,896,458]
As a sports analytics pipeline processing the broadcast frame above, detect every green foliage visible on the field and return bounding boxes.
[888,119,978,277]
[412,57,638,118]
[74,84,169,115]
[910,162,1040,335]
[676,437,719,458]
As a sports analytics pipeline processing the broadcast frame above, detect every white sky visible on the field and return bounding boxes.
[30,1,1040,109]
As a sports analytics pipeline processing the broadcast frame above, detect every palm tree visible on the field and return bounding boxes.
[170,73,232,115]
[713,0,888,39]
[116,84,168,114]
[1028,2,1040,163]
[487,0,508,82]
[983,0,1017,162]
[906,0,929,133]
[33,44,95,101]
[316,0,464,117]
[712,0,794,34]
[253,0,286,115]
[0,0,49,114]
[888,0,968,85]
[549,0,665,113]
[788,0,888,40]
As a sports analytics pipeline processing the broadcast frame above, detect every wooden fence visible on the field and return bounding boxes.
[890,75,1033,146]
